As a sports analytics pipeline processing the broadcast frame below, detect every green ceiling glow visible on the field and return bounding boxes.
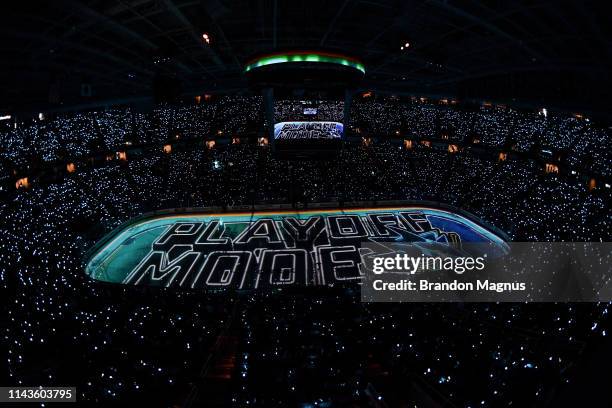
[245,52,365,74]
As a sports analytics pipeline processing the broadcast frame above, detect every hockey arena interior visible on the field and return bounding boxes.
[1,1,611,407]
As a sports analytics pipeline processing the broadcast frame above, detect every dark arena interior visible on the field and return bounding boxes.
[1,1,611,407]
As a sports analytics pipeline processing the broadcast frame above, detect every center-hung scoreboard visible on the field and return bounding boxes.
[245,50,365,158]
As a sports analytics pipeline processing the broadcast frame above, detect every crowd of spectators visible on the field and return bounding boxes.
[351,99,611,177]
[1,97,610,406]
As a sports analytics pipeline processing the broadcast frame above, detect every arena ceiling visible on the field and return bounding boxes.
[1,0,610,112]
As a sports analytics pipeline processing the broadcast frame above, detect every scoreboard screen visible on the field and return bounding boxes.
[303,107,317,115]
[274,121,343,140]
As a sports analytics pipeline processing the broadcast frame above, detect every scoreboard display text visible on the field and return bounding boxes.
[274,121,343,140]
